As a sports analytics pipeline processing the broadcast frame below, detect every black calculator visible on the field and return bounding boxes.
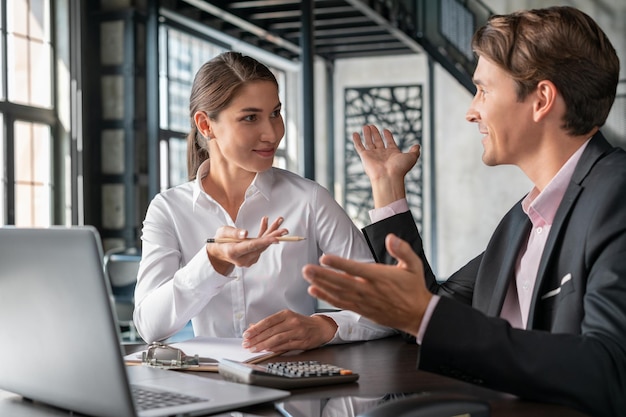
[218,359,359,389]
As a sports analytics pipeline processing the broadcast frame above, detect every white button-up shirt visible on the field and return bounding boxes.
[134,160,394,343]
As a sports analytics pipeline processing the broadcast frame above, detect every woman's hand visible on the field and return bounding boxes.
[242,310,337,353]
[206,216,287,275]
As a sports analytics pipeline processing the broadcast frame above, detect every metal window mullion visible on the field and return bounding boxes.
[5,114,13,224]
[1,0,7,101]
[146,0,159,200]
[301,0,314,180]
[1,0,8,224]
[123,11,136,248]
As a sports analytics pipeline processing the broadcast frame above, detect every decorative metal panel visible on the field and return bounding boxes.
[344,85,423,230]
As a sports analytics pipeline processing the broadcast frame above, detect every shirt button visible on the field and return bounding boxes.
[235,313,243,320]
[536,227,543,234]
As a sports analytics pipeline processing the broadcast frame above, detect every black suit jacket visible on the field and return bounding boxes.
[362,132,626,417]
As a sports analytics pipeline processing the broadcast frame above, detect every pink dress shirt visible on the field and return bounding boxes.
[369,138,591,341]
[501,139,589,328]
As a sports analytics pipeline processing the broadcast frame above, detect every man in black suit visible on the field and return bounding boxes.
[302,6,625,417]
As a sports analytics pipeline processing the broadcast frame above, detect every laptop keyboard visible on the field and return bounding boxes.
[132,385,207,411]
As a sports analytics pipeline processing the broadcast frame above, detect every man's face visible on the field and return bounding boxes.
[466,56,535,167]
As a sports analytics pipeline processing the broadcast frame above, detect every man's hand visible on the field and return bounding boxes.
[206,216,287,275]
[353,125,420,208]
[242,310,337,352]
[302,234,431,336]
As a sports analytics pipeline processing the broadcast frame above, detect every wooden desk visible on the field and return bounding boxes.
[224,335,591,417]
[156,335,589,417]
[0,336,590,416]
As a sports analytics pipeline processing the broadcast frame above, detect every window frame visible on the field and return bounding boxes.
[0,0,62,226]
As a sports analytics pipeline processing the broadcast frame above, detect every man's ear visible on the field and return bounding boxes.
[533,80,558,123]
[193,111,212,138]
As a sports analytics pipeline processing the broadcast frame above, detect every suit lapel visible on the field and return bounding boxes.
[527,183,582,326]
[527,132,612,326]
[478,207,530,316]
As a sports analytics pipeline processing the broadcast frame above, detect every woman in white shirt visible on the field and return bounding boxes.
[133,52,393,351]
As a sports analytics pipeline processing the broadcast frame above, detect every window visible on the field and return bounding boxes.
[0,114,4,223]
[158,25,225,190]
[13,120,52,226]
[0,0,55,226]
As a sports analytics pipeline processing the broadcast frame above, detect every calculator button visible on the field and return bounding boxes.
[218,358,359,389]
[265,361,353,378]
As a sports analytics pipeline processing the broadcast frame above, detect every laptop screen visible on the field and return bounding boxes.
[0,226,141,416]
[0,226,289,417]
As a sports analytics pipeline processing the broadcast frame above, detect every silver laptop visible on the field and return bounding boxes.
[0,226,289,417]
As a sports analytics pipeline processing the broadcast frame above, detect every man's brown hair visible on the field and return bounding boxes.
[472,6,619,136]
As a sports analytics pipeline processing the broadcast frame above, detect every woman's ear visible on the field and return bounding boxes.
[193,111,212,139]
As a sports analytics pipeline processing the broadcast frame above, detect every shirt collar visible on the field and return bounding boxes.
[191,160,210,209]
[250,167,275,200]
[522,138,591,226]
[191,159,275,210]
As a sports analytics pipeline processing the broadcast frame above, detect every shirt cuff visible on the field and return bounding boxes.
[416,295,440,344]
[315,310,396,344]
[368,198,410,223]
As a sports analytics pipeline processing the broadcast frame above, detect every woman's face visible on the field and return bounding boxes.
[206,80,285,174]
